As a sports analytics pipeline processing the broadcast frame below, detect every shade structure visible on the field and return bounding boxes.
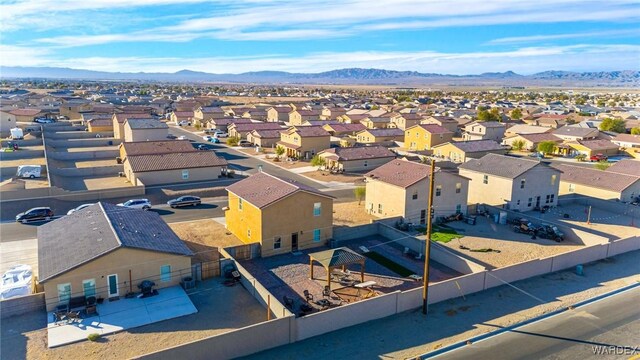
[309,247,366,290]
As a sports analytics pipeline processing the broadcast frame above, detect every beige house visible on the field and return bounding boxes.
[247,129,282,148]
[277,126,330,160]
[124,150,227,186]
[225,172,334,257]
[322,123,366,136]
[123,118,169,142]
[364,160,469,224]
[112,113,151,139]
[37,202,193,311]
[552,126,599,141]
[459,154,561,211]
[288,110,322,125]
[502,133,562,151]
[553,164,640,201]
[405,124,454,151]
[432,140,507,163]
[193,106,226,126]
[356,128,404,145]
[170,111,195,125]
[266,106,291,122]
[228,123,282,139]
[463,121,506,142]
[420,116,459,133]
[0,110,17,136]
[392,113,424,130]
[318,145,396,172]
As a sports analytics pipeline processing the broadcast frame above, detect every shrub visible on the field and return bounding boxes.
[310,155,325,167]
[226,137,239,146]
[87,333,100,341]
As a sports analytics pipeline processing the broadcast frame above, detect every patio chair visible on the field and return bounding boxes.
[303,290,314,302]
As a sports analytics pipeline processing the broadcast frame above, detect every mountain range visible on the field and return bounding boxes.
[1,66,638,87]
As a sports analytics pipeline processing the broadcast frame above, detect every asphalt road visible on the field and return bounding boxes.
[430,287,640,360]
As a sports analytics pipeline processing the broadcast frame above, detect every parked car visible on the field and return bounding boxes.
[166,134,177,139]
[167,196,202,208]
[209,137,220,144]
[117,199,151,210]
[15,207,54,223]
[203,135,212,141]
[178,120,191,126]
[589,153,608,162]
[34,118,54,124]
[177,135,187,140]
[213,130,228,138]
[197,144,209,150]
[66,203,95,215]
[56,115,68,120]
[238,140,252,147]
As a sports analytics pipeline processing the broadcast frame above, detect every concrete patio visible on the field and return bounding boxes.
[47,285,197,348]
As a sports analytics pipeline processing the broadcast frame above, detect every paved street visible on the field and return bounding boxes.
[430,287,640,360]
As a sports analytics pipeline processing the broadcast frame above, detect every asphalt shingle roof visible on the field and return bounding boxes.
[121,140,196,156]
[365,159,432,188]
[37,202,193,282]
[447,140,505,152]
[319,145,396,161]
[553,164,640,193]
[226,172,333,209]
[127,151,227,172]
[359,128,404,137]
[607,160,640,177]
[126,118,169,129]
[459,153,554,179]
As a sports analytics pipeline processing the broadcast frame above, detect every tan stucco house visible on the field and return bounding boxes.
[225,172,334,257]
[405,124,454,151]
[364,160,470,224]
[112,113,152,139]
[37,202,193,311]
[318,145,396,172]
[432,140,507,163]
[277,126,330,160]
[123,118,169,142]
[462,121,506,142]
[356,128,404,145]
[553,163,640,202]
[459,154,561,211]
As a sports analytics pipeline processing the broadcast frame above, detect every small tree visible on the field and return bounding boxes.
[310,154,325,167]
[226,137,239,146]
[275,146,285,160]
[537,141,556,156]
[354,186,366,205]
[511,139,526,151]
[194,123,201,130]
[631,127,640,135]
[510,108,523,120]
[575,154,587,162]
[599,118,626,133]
[594,160,611,171]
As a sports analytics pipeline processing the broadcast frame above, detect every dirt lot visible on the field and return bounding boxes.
[301,170,366,184]
[436,216,584,269]
[66,146,118,153]
[169,219,244,262]
[70,159,118,168]
[1,279,267,360]
[541,203,640,240]
[82,176,131,190]
[0,157,47,168]
[333,201,376,226]
[268,158,313,169]
[237,148,275,156]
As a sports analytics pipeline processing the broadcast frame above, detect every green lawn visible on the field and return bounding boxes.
[363,251,415,277]
[431,226,462,243]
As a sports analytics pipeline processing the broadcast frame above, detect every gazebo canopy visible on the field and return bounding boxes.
[309,247,365,269]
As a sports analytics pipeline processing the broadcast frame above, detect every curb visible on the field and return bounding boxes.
[420,281,640,359]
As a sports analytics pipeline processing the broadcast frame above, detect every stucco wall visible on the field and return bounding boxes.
[130,166,223,186]
[124,127,168,142]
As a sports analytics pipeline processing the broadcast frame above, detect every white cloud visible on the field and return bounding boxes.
[488,29,640,44]
[4,44,638,74]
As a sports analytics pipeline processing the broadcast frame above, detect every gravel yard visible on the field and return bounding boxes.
[435,216,584,269]
[541,203,640,240]
[169,219,244,262]
[333,201,376,226]
[246,250,640,360]
[1,279,267,360]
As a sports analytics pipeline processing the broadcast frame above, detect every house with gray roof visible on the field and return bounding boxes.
[123,118,168,142]
[553,163,640,202]
[432,140,507,163]
[459,154,560,211]
[318,145,396,171]
[37,202,193,311]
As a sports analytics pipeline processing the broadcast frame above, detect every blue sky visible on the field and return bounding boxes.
[1,0,639,74]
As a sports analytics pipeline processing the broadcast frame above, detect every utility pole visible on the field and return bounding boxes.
[422,159,436,315]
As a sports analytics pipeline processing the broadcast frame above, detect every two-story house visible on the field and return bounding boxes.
[463,121,506,142]
[459,153,561,211]
[364,160,469,224]
[356,128,404,145]
[405,124,454,151]
[225,172,334,257]
[277,126,330,160]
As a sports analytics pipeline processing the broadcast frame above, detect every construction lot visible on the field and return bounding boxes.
[540,202,639,240]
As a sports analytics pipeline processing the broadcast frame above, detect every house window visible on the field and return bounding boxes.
[455,183,461,194]
[520,179,526,189]
[58,283,71,303]
[313,229,321,242]
[483,175,488,184]
[435,185,442,197]
[412,190,418,200]
[274,236,282,249]
[313,202,321,216]
[550,194,555,203]
[569,183,575,192]
[238,198,243,211]
[551,174,557,186]
[182,170,189,180]
[455,204,462,214]
[516,200,521,206]
[160,265,171,282]
[364,160,368,167]
[247,229,251,238]
[527,198,533,207]
[378,204,383,214]
[545,195,551,204]
[82,279,96,298]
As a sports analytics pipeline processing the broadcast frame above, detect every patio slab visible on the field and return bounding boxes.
[47,286,197,348]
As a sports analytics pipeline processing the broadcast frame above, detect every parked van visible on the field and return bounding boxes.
[10,128,24,140]
[16,165,41,179]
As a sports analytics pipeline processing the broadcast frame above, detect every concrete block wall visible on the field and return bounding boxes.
[484,258,553,289]
[46,131,114,140]
[50,165,123,177]
[47,150,119,161]
[607,236,640,257]
[0,293,45,319]
[0,150,45,160]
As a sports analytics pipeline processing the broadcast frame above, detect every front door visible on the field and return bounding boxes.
[291,232,299,252]
[107,274,119,297]
[535,196,541,208]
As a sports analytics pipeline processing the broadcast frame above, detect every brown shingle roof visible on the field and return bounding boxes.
[365,160,432,188]
[8,108,42,116]
[359,128,404,137]
[445,140,505,153]
[518,133,562,143]
[121,140,195,156]
[114,113,151,123]
[553,164,639,192]
[613,133,640,145]
[324,123,366,133]
[319,146,396,161]
[574,139,618,151]
[250,129,283,139]
[459,154,555,179]
[226,172,333,209]
[409,124,453,134]
[607,159,640,177]
[127,151,227,173]
[287,126,330,137]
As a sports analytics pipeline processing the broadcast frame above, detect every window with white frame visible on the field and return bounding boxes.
[520,179,526,189]
[247,229,251,238]
[551,174,557,186]
[182,170,189,180]
[238,198,243,211]
[412,190,418,200]
[483,175,488,184]
[378,204,383,214]
[274,236,282,249]
[313,202,321,216]
[568,183,575,192]
[82,279,96,298]
[435,185,442,197]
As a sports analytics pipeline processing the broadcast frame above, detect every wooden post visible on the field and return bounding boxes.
[310,258,314,280]
[422,159,436,315]
[327,267,331,290]
[267,295,271,321]
[361,261,365,282]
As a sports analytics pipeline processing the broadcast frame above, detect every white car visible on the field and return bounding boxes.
[67,203,95,215]
[178,120,191,126]
[213,131,228,138]
[117,199,152,210]
[1,265,33,300]
[203,135,213,141]
[177,135,187,140]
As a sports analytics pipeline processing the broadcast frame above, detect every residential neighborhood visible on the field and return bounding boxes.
[2,67,640,360]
